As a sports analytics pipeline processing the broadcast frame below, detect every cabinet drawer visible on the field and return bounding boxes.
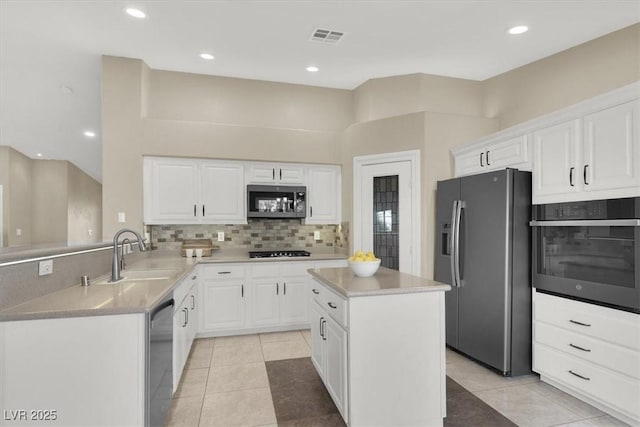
[534,292,640,351]
[174,274,198,307]
[535,344,640,420]
[201,264,246,280]
[283,262,312,277]
[322,288,348,328]
[535,321,640,379]
[251,264,280,278]
[310,282,324,304]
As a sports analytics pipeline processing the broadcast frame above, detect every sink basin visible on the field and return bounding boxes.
[93,269,181,285]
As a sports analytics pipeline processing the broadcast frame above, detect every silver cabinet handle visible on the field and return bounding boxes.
[182,308,188,327]
[284,282,286,295]
[569,370,590,381]
[276,283,279,295]
[191,295,195,310]
[194,204,197,217]
[218,271,231,275]
[280,169,282,180]
[486,150,491,166]
[319,316,325,339]
[327,302,337,309]
[312,289,320,295]
[569,343,591,352]
[192,276,197,280]
[241,284,244,298]
[480,152,484,167]
[272,168,275,180]
[310,206,313,217]
[569,319,591,327]
[203,205,205,216]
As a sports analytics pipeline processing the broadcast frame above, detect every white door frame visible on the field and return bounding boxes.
[353,150,421,276]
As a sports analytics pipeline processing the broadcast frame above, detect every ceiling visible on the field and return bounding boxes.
[1,1,639,183]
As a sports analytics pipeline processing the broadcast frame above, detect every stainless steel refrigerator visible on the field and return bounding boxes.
[434,168,532,376]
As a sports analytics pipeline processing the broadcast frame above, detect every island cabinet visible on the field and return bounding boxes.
[533,291,640,426]
[308,268,449,427]
[0,314,146,426]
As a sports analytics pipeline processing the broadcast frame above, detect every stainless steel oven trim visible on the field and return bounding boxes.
[530,219,640,227]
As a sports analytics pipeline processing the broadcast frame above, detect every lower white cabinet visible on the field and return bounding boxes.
[0,315,146,426]
[312,296,349,420]
[200,265,246,332]
[533,290,640,426]
[173,273,199,392]
[198,260,345,337]
[309,276,447,426]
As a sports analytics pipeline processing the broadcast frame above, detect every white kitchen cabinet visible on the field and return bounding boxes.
[323,310,349,417]
[532,101,639,203]
[173,273,199,392]
[200,161,245,223]
[250,262,311,327]
[0,314,146,426]
[310,300,325,371]
[306,165,342,224]
[454,134,531,177]
[144,157,246,224]
[247,163,305,185]
[144,157,200,223]
[533,290,640,426]
[200,265,246,332]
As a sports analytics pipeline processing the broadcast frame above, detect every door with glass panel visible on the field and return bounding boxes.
[361,161,412,273]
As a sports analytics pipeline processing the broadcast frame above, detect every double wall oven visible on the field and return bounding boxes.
[531,197,640,313]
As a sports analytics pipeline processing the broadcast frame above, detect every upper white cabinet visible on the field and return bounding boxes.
[247,163,305,185]
[144,157,245,224]
[533,100,639,204]
[306,165,342,225]
[454,134,531,177]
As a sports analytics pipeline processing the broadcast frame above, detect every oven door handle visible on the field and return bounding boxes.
[529,219,640,227]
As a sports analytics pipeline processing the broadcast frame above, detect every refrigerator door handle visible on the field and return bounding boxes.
[449,200,459,287]
[454,201,464,287]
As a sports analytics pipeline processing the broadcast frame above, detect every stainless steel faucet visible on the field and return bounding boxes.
[110,228,147,282]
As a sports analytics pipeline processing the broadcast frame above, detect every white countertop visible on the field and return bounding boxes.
[0,250,347,322]
[308,267,451,297]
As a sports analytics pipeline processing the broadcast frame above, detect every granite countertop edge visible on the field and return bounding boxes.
[308,267,451,298]
[0,251,347,322]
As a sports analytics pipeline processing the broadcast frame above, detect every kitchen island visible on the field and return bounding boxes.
[308,267,450,427]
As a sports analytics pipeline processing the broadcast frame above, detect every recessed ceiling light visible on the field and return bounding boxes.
[507,25,529,35]
[84,131,96,138]
[125,8,146,19]
[306,66,319,73]
[200,53,215,60]
[36,153,43,157]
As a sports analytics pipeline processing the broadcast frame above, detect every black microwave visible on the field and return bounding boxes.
[530,197,640,313]
[247,185,306,219]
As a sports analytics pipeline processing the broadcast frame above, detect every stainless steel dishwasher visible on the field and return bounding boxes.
[147,296,174,427]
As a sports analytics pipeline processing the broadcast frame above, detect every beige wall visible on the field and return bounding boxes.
[67,162,102,244]
[4,147,33,246]
[103,56,350,238]
[0,146,8,246]
[484,23,640,129]
[31,160,68,244]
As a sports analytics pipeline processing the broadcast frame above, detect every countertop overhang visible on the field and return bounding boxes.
[308,266,451,297]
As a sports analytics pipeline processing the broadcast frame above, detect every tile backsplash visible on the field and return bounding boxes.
[149,219,349,251]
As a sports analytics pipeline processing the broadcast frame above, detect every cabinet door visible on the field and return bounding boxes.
[281,278,309,324]
[532,120,580,202]
[486,135,530,171]
[187,286,198,345]
[173,305,188,393]
[200,161,246,224]
[252,280,280,327]
[278,165,305,184]
[325,316,348,420]
[144,158,199,224]
[583,101,640,194]
[310,301,325,375]
[307,166,341,224]
[201,281,245,330]
[248,164,278,183]
[455,148,486,176]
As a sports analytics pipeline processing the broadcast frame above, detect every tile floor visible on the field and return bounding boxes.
[166,330,630,427]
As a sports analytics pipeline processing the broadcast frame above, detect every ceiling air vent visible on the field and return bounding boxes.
[310,28,345,44]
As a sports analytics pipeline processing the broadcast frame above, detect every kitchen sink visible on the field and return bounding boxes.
[93,269,181,285]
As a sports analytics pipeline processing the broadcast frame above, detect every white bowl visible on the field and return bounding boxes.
[348,259,381,277]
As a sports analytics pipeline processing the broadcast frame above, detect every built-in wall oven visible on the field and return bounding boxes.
[531,197,640,313]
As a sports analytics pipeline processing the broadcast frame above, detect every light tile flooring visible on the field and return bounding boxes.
[167,330,629,427]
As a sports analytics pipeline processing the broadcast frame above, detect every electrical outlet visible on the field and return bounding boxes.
[314,231,321,241]
[39,259,53,276]
[217,232,225,242]
[88,229,93,236]
[118,212,126,223]
[16,228,22,236]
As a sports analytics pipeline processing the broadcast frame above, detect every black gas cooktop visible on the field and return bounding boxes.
[248,250,311,258]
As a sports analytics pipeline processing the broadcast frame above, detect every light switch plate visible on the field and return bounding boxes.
[118,212,126,223]
[217,232,225,242]
[39,259,53,276]
[314,231,321,241]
